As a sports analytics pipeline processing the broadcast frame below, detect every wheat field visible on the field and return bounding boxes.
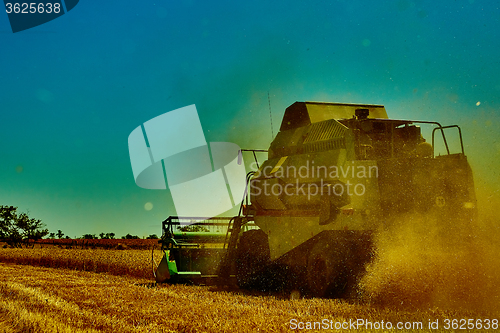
[0,262,483,333]
[0,248,162,279]
[0,240,499,332]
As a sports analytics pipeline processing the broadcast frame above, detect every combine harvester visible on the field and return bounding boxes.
[153,101,477,297]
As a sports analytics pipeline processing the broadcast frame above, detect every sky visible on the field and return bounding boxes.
[1,0,499,238]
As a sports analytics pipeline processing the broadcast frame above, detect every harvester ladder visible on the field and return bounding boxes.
[216,150,265,282]
[218,216,245,281]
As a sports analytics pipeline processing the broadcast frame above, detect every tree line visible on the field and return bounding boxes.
[0,205,48,247]
[0,205,158,247]
[75,233,158,240]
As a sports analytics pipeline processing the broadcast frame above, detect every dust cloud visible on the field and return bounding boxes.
[360,188,500,314]
[358,104,500,314]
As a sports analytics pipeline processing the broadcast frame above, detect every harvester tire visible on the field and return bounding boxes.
[236,229,270,289]
[306,240,349,297]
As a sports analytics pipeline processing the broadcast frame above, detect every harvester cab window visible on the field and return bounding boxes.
[350,120,426,160]
[393,124,425,157]
[349,120,391,160]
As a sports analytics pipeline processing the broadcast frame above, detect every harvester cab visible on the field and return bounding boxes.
[154,101,477,298]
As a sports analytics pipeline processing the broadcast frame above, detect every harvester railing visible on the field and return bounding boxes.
[162,216,235,235]
[432,125,464,155]
[161,216,257,244]
[369,119,464,158]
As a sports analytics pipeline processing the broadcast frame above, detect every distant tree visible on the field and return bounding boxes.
[49,232,56,239]
[98,232,115,239]
[82,233,97,239]
[146,234,159,239]
[56,229,64,239]
[124,233,140,239]
[65,236,70,239]
[0,205,49,247]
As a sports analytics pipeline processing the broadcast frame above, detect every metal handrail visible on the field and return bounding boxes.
[238,148,268,169]
[432,125,464,156]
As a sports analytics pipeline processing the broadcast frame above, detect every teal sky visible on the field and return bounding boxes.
[1,0,499,238]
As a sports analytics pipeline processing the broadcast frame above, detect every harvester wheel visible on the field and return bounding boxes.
[306,240,349,297]
[236,229,270,289]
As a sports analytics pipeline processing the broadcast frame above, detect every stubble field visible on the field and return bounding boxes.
[0,262,482,333]
[0,243,499,332]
